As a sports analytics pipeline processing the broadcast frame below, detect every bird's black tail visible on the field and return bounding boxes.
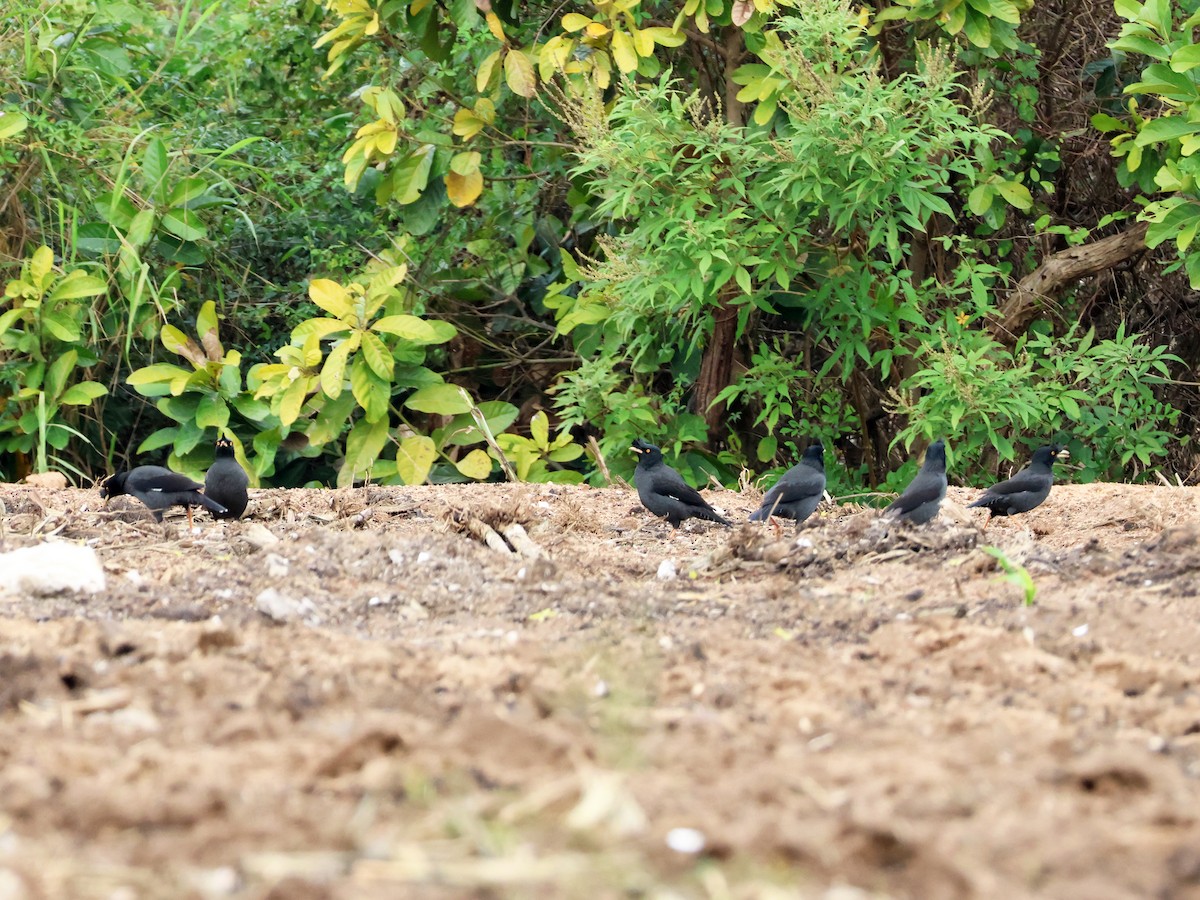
[699,507,732,527]
[196,493,229,515]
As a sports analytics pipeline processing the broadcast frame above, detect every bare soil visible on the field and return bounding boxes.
[2,478,1200,899]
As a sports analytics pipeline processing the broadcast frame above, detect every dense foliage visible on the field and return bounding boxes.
[0,0,1195,492]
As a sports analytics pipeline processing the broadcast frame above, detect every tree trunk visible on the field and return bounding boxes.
[693,286,740,436]
[692,26,746,444]
[990,221,1150,341]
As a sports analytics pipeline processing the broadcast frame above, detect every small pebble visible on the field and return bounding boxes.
[1072,623,1089,637]
[666,827,706,854]
[656,559,677,580]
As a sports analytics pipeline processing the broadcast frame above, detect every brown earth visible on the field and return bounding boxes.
[2,478,1200,899]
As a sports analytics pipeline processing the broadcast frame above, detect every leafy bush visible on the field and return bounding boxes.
[892,323,1181,482]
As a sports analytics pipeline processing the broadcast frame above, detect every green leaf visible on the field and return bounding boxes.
[395,434,437,485]
[967,183,994,216]
[197,300,219,342]
[349,356,390,422]
[340,417,390,487]
[391,144,435,205]
[1091,113,1128,133]
[137,427,181,454]
[757,434,777,462]
[373,314,457,344]
[59,381,107,405]
[405,383,473,415]
[530,410,550,450]
[48,269,107,301]
[320,340,352,398]
[196,393,230,429]
[161,207,207,241]
[1136,115,1200,145]
[962,7,992,47]
[128,363,192,386]
[41,310,80,342]
[0,109,29,141]
[142,137,170,205]
[443,400,519,446]
[360,330,394,380]
[45,350,78,400]
[168,176,211,206]
[126,208,156,248]
[995,180,1033,211]
[232,394,271,421]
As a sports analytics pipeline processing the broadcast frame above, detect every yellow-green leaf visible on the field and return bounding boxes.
[47,270,107,301]
[395,434,437,485]
[455,448,492,480]
[562,13,592,31]
[504,50,537,97]
[405,383,473,414]
[360,330,394,380]
[0,109,29,141]
[309,278,353,319]
[60,381,107,405]
[127,363,192,386]
[30,245,54,290]
[450,150,482,176]
[320,340,352,398]
[631,26,653,56]
[340,417,390,487]
[485,11,506,41]
[643,26,686,47]
[446,169,484,207]
[478,49,502,92]
[278,377,308,427]
[453,107,486,139]
[611,29,638,73]
[530,410,550,450]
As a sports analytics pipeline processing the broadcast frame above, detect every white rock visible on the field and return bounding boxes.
[1072,623,1089,637]
[0,543,105,598]
[254,588,314,623]
[242,523,279,549]
[265,553,290,578]
[665,827,706,854]
[656,559,677,580]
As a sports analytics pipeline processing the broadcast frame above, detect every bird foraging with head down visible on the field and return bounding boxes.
[750,441,826,528]
[969,444,1069,522]
[100,466,227,527]
[631,439,731,530]
[884,438,948,525]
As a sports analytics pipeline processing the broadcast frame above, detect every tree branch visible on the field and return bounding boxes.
[989,221,1150,342]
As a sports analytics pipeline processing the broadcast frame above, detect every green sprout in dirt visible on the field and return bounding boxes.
[983,546,1037,606]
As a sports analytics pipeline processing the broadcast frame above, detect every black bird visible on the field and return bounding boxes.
[884,438,948,525]
[204,436,249,519]
[100,466,227,527]
[750,441,826,527]
[969,444,1070,521]
[631,439,731,529]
